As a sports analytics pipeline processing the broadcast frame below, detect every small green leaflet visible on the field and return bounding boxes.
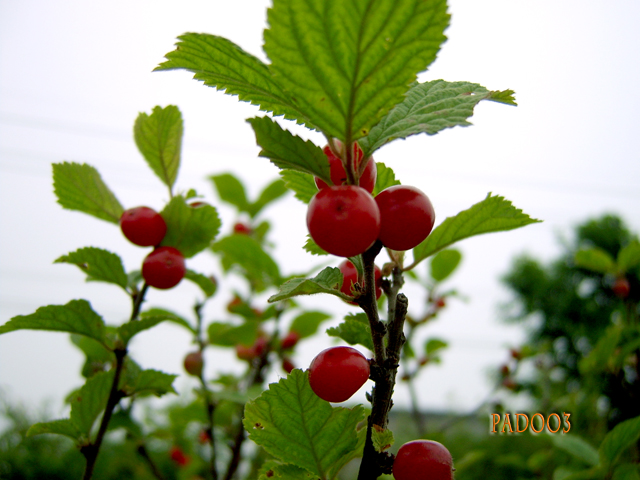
[359,80,516,155]
[0,299,109,349]
[184,269,217,297]
[429,249,462,282]
[27,419,81,442]
[599,415,640,470]
[155,33,305,124]
[410,194,541,268]
[117,316,170,345]
[617,240,640,274]
[268,267,347,303]
[552,435,599,467]
[326,313,374,352]
[53,162,124,224]
[372,162,401,196]
[139,308,195,333]
[280,170,317,204]
[210,173,250,211]
[208,321,259,347]
[134,105,183,192]
[289,311,332,339]
[119,359,177,398]
[574,248,616,275]
[304,236,328,256]
[248,116,331,181]
[243,369,364,479]
[55,247,128,290]
[249,178,289,217]
[372,427,394,452]
[264,0,450,141]
[160,196,221,258]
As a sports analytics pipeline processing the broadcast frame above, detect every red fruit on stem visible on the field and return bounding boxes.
[183,351,203,377]
[142,247,186,289]
[282,358,295,374]
[315,142,377,193]
[375,185,435,251]
[169,446,190,467]
[309,346,370,403]
[612,277,630,299]
[435,297,446,309]
[120,206,167,247]
[393,440,454,480]
[281,331,300,350]
[233,222,251,235]
[338,260,382,304]
[307,185,380,257]
[235,344,255,361]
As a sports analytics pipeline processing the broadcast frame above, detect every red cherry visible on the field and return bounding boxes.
[235,336,268,361]
[120,206,167,247]
[315,142,376,193]
[375,185,435,251]
[233,222,252,235]
[281,331,300,350]
[142,246,186,289]
[308,346,370,403]
[169,446,190,466]
[307,185,380,257]
[612,277,630,299]
[435,297,446,309]
[183,351,203,377]
[282,358,295,374]
[338,260,382,304]
[393,440,454,480]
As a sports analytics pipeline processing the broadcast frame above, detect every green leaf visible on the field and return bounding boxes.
[0,299,108,347]
[411,194,542,267]
[372,427,394,452]
[552,434,599,467]
[425,338,448,356]
[599,415,640,469]
[210,173,249,211]
[258,463,315,480]
[326,313,374,352]
[247,116,331,181]
[249,179,289,217]
[289,311,332,339]
[134,105,183,191]
[612,464,640,480]
[69,370,115,440]
[184,270,217,297]
[617,240,640,274]
[359,80,516,155]
[155,33,304,123]
[55,247,128,289]
[280,170,318,204]
[160,195,221,258]
[244,369,365,477]
[27,419,82,441]
[264,0,450,141]
[579,324,621,375]
[303,236,328,256]
[120,361,177,398]
[574,248,616,274]
[429,249,462,282]
[372,162,401,196]
[118,316,169,345]
[208,321,259,347]
[52,162,124,224]
[213,234,281,290]
[268,267,345,303]
[139,308,194,333]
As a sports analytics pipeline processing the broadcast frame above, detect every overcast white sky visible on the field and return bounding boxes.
[1,1,639,418]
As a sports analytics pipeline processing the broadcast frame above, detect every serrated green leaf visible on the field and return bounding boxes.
[134,105,183,191]
[249,179,289,217]
[244,369,365,477]
[425,338,448,356]
[69,370,115,439]
[160,195,221,258]
[303,236,329,256]
[372,162,401,196]
[552,434,599,467]
[55,247,128,289]
[52,162,124,224]
[71,334,114,378]
[0,299,108,347]
[359,80,516,155]
[289,311,332,339]
[613,464,640,480]
[184,270,217,297]
[210,173,249,211]
[411,194,542,268]
[264,0,450,141]
[118,316,169,345]
[372,427,394,452]
[489,89,517,106]
[574,248,616,274]
[617,241,640,274]
[268,267,345,303]
[326,313,374,352]
[248,116,331,181]
[213,234,281,291]
[258,462,315,480]
[208,321,259,347]
[599,415,640,469]
[155,33,305,123]
[27,419,82,441]
[429,248,461,282]
[139,308,194,333]
[121,364,178,398]
[280,170,318,204]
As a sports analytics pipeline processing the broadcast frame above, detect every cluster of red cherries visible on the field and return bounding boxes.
[119,206,186,289]
[307,141,436,258]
